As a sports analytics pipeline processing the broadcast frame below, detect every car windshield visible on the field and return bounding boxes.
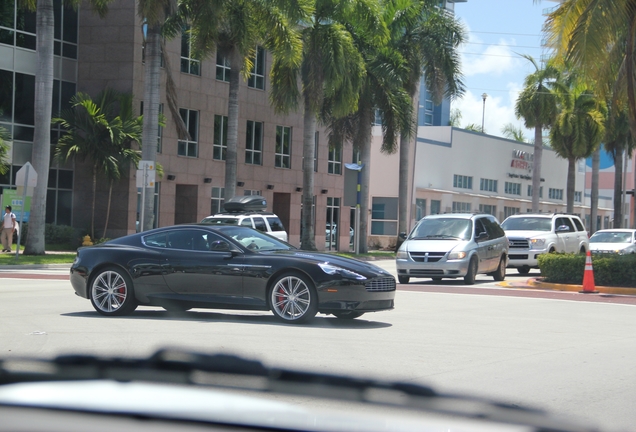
[409,218,472,240]
[200,217,239,225]
[217,226,294,251]
[590,231,633,243]
[501,217,552,231]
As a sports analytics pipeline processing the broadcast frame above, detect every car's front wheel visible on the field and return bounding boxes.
[332,311,365,319]
[269,273,318,324]
[517,266,530,275]
[90,267,137,316]
[398,275,410,284]
[464,257,478,285]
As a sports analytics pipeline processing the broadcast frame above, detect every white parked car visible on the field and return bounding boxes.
[501,213,589,274]
[589,229,636,255]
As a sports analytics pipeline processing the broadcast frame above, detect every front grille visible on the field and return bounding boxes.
[508,238,529,249]
[365,277,396,292]
[410,269,444,276]
[509,254,528,260]
[409,251,446,263]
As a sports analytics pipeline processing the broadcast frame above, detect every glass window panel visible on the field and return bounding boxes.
[0,69,13,121]
[62,5,78,43]
[62,43,77,59]
[54,40,61,55]
[16,8,36,33]
[58,169,73,189]
[0,29,13,46]
[48,169,57,188]
[13,142,32,165]
[0,0,14,28]
[14,73,35,125]
[56,190,72,225]
[371,221,398,236]
[13,126,33,141]
[46,190,56,224]
[54,0,62,39]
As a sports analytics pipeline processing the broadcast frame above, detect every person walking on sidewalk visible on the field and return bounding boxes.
[1,205,16,252]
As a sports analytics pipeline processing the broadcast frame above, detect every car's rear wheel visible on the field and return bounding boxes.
[431,277,442,281]
[464,257,478,285]
[580,246,586,254]
[398,275,410,284]
[269,273,317,324]
[492,257,506,281]
[90,267,137,316]
[517,266,530,275]
[332,311,365,319]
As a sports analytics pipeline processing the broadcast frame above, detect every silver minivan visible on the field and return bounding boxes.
[396,213,509,285]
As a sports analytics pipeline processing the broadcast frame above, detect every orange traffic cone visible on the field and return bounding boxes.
[580,250,599,294]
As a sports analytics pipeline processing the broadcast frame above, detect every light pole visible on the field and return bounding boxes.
[481,93,488,133]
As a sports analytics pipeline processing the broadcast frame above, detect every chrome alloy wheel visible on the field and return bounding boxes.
[92,270,128,313]
[270,275,314,322]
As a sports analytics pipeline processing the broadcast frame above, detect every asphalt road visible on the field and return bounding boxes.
[1,267,635,431]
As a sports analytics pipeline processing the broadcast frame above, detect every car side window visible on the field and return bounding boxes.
[555,217,574,232]
[240,218,253,227]
[474,218,488,239]
[572,218,585,232]
[482,217,504,239]
[253,217,267,232]
[165,230,210,251]
[266,216,285,232]
[144,232,167,248]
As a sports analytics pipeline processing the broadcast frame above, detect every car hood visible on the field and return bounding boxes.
[504,230,552,239]
[265,250,392,278]
[402,240,464,253]
[590,243,633,251]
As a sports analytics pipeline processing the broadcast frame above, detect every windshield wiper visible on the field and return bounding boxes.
[415,234,463,240]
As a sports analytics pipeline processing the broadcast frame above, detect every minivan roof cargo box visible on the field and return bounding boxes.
[223,195,267,212]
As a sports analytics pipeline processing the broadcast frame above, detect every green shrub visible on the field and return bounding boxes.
[18,223,82,248]
[538,253,636,287]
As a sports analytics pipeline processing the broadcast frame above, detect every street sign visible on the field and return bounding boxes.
[15,162,38,189]
[139,160,155,170]
[136,169,156,188]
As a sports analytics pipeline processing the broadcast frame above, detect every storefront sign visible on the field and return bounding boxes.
[510,149,533,172]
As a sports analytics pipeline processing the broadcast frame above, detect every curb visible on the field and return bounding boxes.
[0,264,70,270]
[499,278,636,296]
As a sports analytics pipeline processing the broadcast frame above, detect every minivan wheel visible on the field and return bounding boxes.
[492,257,506,281]
[464,257,478,285]
[398,276,410,284]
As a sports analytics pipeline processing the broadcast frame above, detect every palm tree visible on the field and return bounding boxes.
[549,80,606,213]
[327,1,414,253]
[54,89,143,239]
[393,0,464,246]
[515,55,559,212]
[269,0,382,250]
[0,122,11,176]
[501,123,529,143]
[185,0,311,201]
[18,0,109,255]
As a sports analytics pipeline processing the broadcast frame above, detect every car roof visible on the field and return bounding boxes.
[424,213,482,220]
[204,212,278,218]
[592,229,636,233]
[506,213,579,219]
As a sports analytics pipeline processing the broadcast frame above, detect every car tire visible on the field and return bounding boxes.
[492,257,506,281]
[332,311,365,319]
[398,276,410,284]
[431,277,442,281]
[517,266,530,275]
[580,246,586,254]
[90,267,138,316]
[269,272,318,324]
[162,304,191,313]
[464,257,477,285]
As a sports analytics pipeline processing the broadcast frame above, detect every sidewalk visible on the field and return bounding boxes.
[500,277,636,296]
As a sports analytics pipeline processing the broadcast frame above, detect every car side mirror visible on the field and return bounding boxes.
[399,232,407,240]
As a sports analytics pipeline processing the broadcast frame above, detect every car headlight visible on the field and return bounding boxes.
[396,249,408,260]
[318,262,367,280]
[447,251,467,260]
[530,238,545,248]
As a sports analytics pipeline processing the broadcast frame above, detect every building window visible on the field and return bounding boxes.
[416,199,426,220]
[549,188,563,200]
[247,46,265,89]
[136,182,161,231]
[453,174,472,189]
[216,52,230,82]
[452,201,471,213]
[326,197,341,250]
[371,197,398,235]
[424,114,433,125]
[328,145,342,175]
[425,100,433,110]
[574,191,582,202]
[244,189,262,196]
[504,181,521,195]
[46,169,73,225]
[180,25,200,75]
[275,125,291,168]
[211,187,224,214]
[504,206,520,218]
[213,115,228,160]
[479,204,496,216]
[245,120,263,165]
[528,185,543,198]
[178,108,199,157]
[373,108,382,126]
[480,178,497,193]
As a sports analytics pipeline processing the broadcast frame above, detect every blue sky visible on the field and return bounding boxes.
[451,0,556,138]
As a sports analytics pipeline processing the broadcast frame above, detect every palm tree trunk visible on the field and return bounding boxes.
[24,0,54,255]
[103,179,113,239]
[91,164,97,240]
[224,46,241,200]
[359,108,373,254]
[566,157,576,213]
[590,147,600,233]
[300,97,316,250]
[141,24,161,232]
[398,80,419,245]
[531,124,543,212]
[627,16,636,139]
[613,149,624,228]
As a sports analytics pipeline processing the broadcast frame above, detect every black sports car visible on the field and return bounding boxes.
[70,224,396,323]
